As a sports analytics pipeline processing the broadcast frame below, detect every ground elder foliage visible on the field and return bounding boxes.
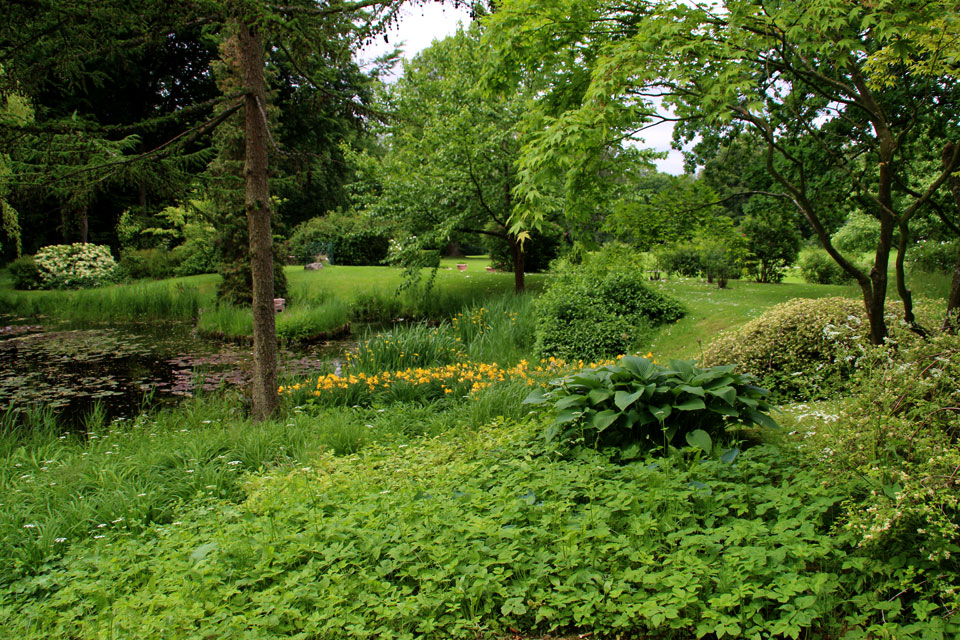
[524,356,776,457]
[2,421,858,640]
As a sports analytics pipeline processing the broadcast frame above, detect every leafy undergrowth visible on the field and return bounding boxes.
[6,418,852,639]
[2,338,959,638]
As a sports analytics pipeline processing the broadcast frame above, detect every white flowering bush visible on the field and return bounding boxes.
[34,243,121,289]
[701,296,939,398]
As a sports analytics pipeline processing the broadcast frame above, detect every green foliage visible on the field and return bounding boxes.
[534,257,685,361]
[197,299,350,343]
[909,239,958,274]
[119,248,179,280]
[831,211,885,255]
[217,243,288,307]
[0,277,209,322]
[660,243,703,277]
[701,296,939,399]
[9,255,40,290]
[780,334,960,635]
[453,294,537,365]
[798,249,856,285]
[740,205,801,283]
[524,355,776,456]
[33,243,121,289]
[485,222,565,273]
[286,212,392,266]
[1,421,866,639]
[348,324,468,375]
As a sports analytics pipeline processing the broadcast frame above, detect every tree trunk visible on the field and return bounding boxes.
[944,241,960,333]
[79,206,88,244]
[237,20,278,421]
[508,234,525,293]
[943,143,960,332]
[894,219,926,336]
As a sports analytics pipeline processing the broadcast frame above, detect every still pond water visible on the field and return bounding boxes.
[0,316,350,425]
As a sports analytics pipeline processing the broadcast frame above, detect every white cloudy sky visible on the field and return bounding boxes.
[357,4,686,175]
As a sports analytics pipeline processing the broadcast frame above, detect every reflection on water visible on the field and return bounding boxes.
[0,316,353,424]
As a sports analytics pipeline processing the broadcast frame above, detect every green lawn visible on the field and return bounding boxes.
[646,270,950,359]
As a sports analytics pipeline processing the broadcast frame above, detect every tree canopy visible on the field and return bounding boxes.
[485,0,960,343]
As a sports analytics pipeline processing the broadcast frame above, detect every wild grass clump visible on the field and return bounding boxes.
[347,323,467,374]
[0,278,211,322]
[452,293,536,364]
[701,296,942,398]
[196,298,350,342]
[0,395,318,581]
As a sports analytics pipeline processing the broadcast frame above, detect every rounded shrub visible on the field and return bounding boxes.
[909,239,957,274]
[485,222,565,273]
[287,213,392,266]
[701,296,936,398]
[33,243,120,289]
[9,255,41,290]
[798,248,855,285]
[534,260,685,362]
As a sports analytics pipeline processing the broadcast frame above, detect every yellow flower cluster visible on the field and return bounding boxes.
[278,353,658,399]
[282,360,537,397]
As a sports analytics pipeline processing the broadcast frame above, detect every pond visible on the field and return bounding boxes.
[0,316,351,427]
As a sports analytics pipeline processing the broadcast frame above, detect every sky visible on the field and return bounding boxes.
[356,4,686,175]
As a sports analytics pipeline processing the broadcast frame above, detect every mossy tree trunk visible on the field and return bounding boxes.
[237,19,278,421]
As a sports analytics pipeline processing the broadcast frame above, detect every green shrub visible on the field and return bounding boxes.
[287,212,392,266]
[524,355,776,457]
[740,207,800,283]
[660,242,703,277]
[701,296,936,398]
[781,334,960,633]
[830,211,885,254]
[33,243,120,289]
[909,239,958,273]
[485,222,565,273]
[534,258,685,361]
[9,255,41,290]
[170,236,219,276]
[798,248,855,284]
[119,248,178,280]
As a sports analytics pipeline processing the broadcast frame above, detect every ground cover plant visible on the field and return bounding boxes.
[3,337,958,639]
[1,281,958,638]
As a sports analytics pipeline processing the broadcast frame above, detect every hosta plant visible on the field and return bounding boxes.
[524,355,777,457]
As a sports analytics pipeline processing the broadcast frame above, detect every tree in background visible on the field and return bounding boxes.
[486,0,959,344]
[355,25,539,292]
[2,0,476,420]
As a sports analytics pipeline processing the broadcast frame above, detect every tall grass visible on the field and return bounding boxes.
[345,294,538,374]
[347,323,467,374]
[196,298,351,342]
[0,278,213,323]
[1,394,442,580]
[455,293,536,364]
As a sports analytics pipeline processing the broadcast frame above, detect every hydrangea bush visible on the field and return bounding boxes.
[34,243,121,289]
